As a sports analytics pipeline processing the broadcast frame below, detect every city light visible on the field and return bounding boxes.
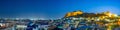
[0,0,120,30]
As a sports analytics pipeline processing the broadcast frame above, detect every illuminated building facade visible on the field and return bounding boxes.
[64,10,119,20]
[63,10,120,30]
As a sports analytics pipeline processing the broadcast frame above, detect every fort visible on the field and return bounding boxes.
[64,10,120,20]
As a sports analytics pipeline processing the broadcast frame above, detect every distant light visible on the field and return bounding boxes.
[16,18,20,20]
[108,13,112,17]
[114,14,118,17]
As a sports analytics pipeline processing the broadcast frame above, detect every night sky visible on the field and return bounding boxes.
[0,0,120,19]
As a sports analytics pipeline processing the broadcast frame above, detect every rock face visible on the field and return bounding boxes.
[64,10,118,19]
[64,10,83,18]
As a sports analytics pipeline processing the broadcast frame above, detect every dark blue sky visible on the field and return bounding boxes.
[0,0,120,19]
